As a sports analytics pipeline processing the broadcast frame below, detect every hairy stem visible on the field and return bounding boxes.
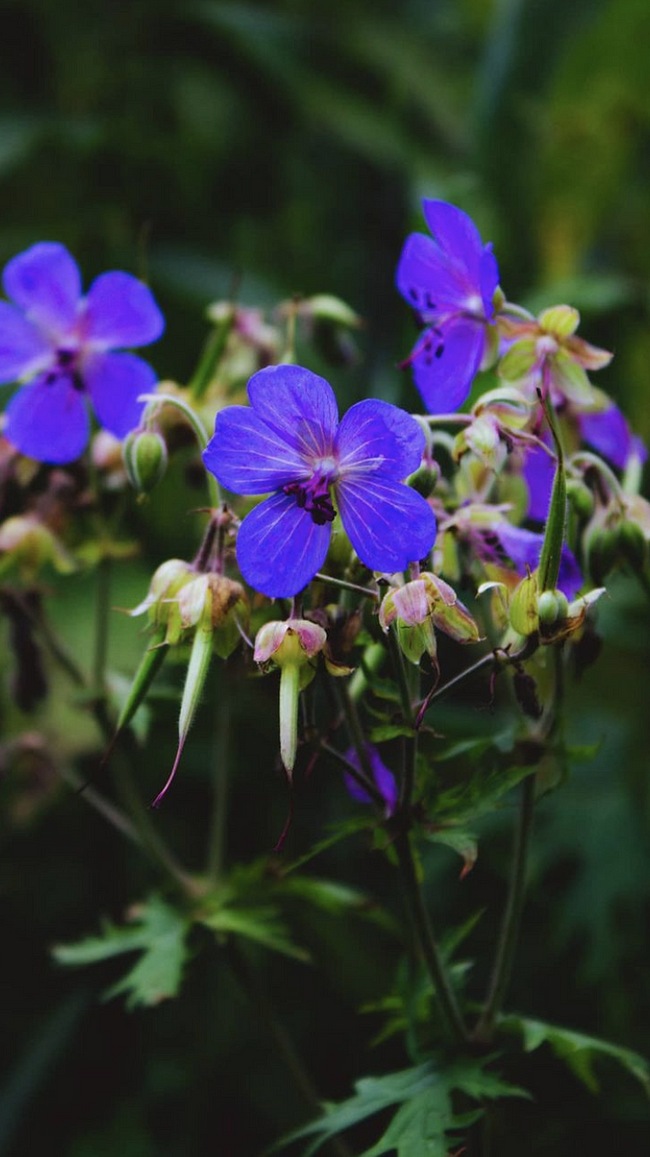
[473,773,536,1041]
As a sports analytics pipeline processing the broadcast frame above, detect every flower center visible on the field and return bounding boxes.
[45,347,84,390]
[283,460,338,525]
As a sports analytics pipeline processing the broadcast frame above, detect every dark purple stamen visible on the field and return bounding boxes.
[284,473,336,525]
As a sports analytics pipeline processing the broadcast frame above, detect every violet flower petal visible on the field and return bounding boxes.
[84,351,157,439]
[523,443,556,522]
[396,232,469,312]
[5,374,89,463]
[344,744,397,814]
[411,316,484,413]
[204,405,307,495]
[0,301,52,383]
[236,491,332,597]
[336,474,437,574]
[479,244,499,321]
[497,523,582,600]
[579,404,632,471]
[3,242,81,337]
[247,364,338,460]
[421,200,485,278]
[84,272,165,349]
[335,398,425,480]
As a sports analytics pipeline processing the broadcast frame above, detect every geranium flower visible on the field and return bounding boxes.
[396,200,500,412]
[344,744,397,816]
[0,242,164,463]
[203,364,437,598]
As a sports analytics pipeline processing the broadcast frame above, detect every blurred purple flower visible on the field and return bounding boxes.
[522,440,556,523]
[0,242,164,463]
[396,200,499,413]
[203,364,437,598]
[485,522,582,599]
[579,404,647,471]
[344,744,397,815]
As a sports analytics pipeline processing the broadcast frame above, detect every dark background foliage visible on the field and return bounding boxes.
[1,0,650,1153]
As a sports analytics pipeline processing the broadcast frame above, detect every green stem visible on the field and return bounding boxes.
[473,774,536,1041]
[349,641,386,702]
[394,829,468,1044]
[92,556,112,692]
[206,688,230,884]
[538,387,567,593]
[188,309,235,401]
[313,572,379,599]
[337,677,374,783]
[138,391,221,507]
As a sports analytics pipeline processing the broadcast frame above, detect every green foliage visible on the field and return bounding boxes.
[277,1057,527,1157]
[502,1015,650,1095]
[52,896,190,1010]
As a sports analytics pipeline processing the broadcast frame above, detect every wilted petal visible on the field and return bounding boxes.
[84,351,156,438]
[579,404,632,471]
[203,404,306,494]
[84,272,165,349]
[3,243,81,337]
[337,475,437,574]
[411,317,484,413]
[335,399,425,479]
[5,375,89,463]
[391,579,429,625]
[396,232,470,312]
[236,491,331,598]
[247,364,338,460]
[551,351,593,407]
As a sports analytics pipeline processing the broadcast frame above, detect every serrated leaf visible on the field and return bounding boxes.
[502,1014,650,1095]
[273,1057,527,1157]
[425,829,478,878]
[53,896,190,1010]
[201,904,309,962]
[434,763,534,826]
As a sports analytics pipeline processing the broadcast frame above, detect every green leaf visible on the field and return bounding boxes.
[273,1057,527,1157]
[434,762,534,826]
[201,904,309,962]
[53,896,190,1010]
[502,1014,650,1095]
[369,723,416,742]
[425,829,478,877]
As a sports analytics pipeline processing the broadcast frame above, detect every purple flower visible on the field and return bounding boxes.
[489,522,582,600]
[344,745,397,815]
[578,404,647,471]
[203,364,437,598]
[0,242,164,463]
[396,200,499,413]
[522,440,556,523]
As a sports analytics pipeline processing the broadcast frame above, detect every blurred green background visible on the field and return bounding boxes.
[1,0,650,1153]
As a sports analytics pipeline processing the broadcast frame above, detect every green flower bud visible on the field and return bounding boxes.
[0,515,74,580]
[406,461,439,498]
[586,525,618,585]
[123,429,168,494]
[567,479,595,521]
[617,521,647,572]
[509,571,539,637]
[537,589,569,629]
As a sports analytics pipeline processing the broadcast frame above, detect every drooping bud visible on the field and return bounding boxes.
[406,460,439,498]
[379,573,481,666]
[254,619,327,776]
[0,515,74,580]
[123,428,168,494]
[566,479,595,521]
[585,524,618,586]
[129,558,195,643]
[617,520,647,572]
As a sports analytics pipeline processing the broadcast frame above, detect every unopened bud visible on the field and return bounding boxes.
[586,525,617,585]
[123,429,168,494]
[536,589,569,628]
[407,461,440,498]
[617,521,647,572]
[566,480,595,521]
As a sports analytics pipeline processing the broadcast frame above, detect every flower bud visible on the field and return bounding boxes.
[585,525,618,585]
[617,521,647,572]
[0,515,74,580]
[254,619,327,776]
[123,429,168,494]
[379,573,480,665]
[537,589,569,630]
[566,479,595,521]
[406,461,439,498]
[509,571,539,636]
